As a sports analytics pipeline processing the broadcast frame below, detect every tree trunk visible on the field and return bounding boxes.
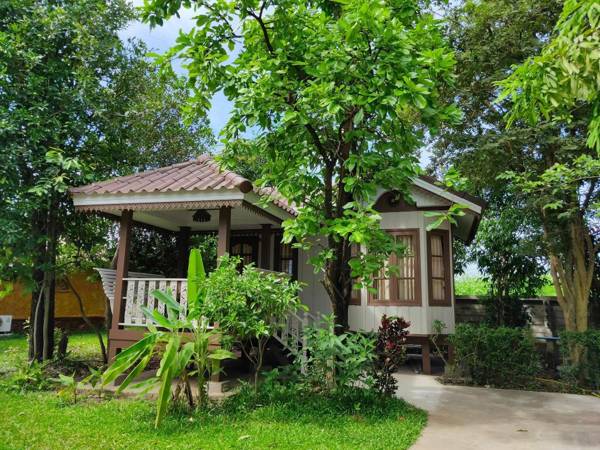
[323,244,352,332]
[65,276,108,364]
[29,204,57,362]
[543,210,596,369]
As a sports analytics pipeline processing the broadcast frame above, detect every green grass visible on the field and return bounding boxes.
[0,333,427,450]
[0,331,105,375]
[454,275,557,297]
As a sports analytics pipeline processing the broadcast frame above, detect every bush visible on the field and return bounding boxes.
[559,330,600,390]
[373,315,409,396]
[450,324,540,387]
[290,315,376,393]
[201,255,303,386]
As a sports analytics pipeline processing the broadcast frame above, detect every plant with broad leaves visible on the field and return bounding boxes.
[291,314,376,393]
[101,251,235,428]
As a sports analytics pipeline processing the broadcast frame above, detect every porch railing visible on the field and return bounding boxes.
[273,309,320,372]
[121,278,188,327]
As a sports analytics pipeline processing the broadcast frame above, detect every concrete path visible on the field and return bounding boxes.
[395,372,600,450]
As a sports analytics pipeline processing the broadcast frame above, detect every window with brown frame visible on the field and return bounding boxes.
[368,229,421,306]
[274,234,298,280]
[427,230,451,306]
[349,243,361,305]
[230,236,259,269]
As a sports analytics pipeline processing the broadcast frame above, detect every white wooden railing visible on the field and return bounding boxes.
[122,278,188,327]
[273,309,320,369]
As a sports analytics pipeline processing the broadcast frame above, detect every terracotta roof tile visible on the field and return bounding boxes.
[70,155,254,196]
[70,155,297,215]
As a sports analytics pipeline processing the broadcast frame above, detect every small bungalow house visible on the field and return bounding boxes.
[70,155,484,374]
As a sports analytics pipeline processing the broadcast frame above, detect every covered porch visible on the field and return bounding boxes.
[70,156,297,361]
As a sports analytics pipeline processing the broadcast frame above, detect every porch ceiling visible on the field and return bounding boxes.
[132,204,281,232]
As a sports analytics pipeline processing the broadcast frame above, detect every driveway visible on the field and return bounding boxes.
[395,372,600,450]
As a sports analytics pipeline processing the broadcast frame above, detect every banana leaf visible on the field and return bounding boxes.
[187,248,206,315]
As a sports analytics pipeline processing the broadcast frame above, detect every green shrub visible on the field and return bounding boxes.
[450,324,540,387]
[559,330,600,390]
[290,315,376,393]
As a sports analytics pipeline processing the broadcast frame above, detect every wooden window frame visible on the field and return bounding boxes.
[368,229,421,306]
[427,229,452,306]
[230,235,259,268]
[274,233,298,280]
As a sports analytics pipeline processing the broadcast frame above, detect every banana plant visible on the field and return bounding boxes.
[101,251,234,428]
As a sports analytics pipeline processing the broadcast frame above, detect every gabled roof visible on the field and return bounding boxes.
[70,155,253,195]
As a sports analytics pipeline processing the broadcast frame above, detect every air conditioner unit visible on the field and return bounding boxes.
[0,315,12,333]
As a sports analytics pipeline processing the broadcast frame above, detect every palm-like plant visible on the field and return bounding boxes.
[101,250,234,428]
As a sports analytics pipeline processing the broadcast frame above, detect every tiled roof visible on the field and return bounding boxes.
[70,155,253,195]
[70,155,297,215]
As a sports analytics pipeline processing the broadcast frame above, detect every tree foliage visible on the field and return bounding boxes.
[432,0,598,336]
[143,0,459,327]
[498,0,600,152]
[0,0,213,360]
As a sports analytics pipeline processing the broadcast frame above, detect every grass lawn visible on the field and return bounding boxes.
[0,333,427,450]
[454,275,557,297]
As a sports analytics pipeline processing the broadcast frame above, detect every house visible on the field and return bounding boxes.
[70,155,484,374]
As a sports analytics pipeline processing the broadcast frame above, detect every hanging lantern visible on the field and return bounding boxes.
[192,209,211,223]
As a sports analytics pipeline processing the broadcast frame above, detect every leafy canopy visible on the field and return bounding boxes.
[498,0,600,152]
[142,0,460,299]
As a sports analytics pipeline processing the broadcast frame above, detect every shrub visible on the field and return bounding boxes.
[559,330,600,390]
[450,324,540,387]
[201,255,304,386]
[373,315,409,396]
[291,314,376,393]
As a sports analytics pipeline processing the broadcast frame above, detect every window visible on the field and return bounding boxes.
[428,230,451,306]
[230,236,259,269]
[368,230,421,306]
[274,234,298,279]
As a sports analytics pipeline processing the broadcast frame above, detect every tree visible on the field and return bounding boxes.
[430,0,598,339]
[0,0,213,361]
[471,209,546,327]
[497,0,600,338]
[143,0,460,329]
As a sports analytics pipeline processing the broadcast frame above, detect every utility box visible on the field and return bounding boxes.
[0,315,12,334]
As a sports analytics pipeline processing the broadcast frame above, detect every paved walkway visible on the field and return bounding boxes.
[395,372,600,450]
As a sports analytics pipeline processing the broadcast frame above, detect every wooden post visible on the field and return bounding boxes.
[211,206,231,387]
[108,210,133,361]
[176,226,191,277]
[217,207,231,259]
[260,224,271,269]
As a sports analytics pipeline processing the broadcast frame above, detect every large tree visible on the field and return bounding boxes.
[431,0,598,338]
[143,0,460,328]
[0,0,213,361]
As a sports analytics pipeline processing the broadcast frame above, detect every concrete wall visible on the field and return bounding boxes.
[455,296,565,336]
